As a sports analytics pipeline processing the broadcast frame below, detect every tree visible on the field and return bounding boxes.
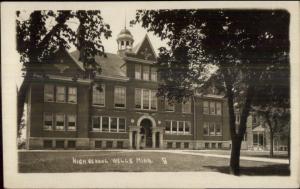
[16,10,112,133]
[132,9,290,175]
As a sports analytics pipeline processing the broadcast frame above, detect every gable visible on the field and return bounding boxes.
[131,35,157,61]
[42,48,84,77]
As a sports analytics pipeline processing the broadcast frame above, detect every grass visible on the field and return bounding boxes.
[18,150,290,175]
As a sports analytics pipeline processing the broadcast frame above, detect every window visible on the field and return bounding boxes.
[114,86,126,108]
[165,121,171,134]
[44,113,53,130]
[204,101,222,115]
[205,142,209,149]
[119,118,126,132]
[253,133,258,145]
[178,121,184,134]
[117,141,123,149]
[184,142,189,149]
[93,84,105,106]
[135,89,157,111]
[150,91,157,110]
[209,123,215,136]
[216,123,222,136]
[55,114,65,131]
[165,99,175,112]
[95,141,102,148]
[110,117,118,132]
[92,116,101,131]
[102,117,109,132]
[56,86,66,102]
[68,141,76,148]
[135,89,142,109]
[150,67,157,81]
[176,142,181,149]
[182,99,191,113]
[93,116,126,133]
[203,122,209,136]
[142,89,150,109]
[67,115,76,131]
[211,143,216,149]
[216,102,222,115]
[106,141,113,148]
[56,140,65,149]
[167,142,173,149]
[68,87,77,103]
[203,101,209,114]
[44,84,54,102]
[172,121,177,133]
[143,65,150,80]
[185,121,191,134]
[166,120,191,135]
[210,102,215,115]
[218,143,222,149]
[171,121,177,134]
[135,64,141,79]
[43,140,53,149]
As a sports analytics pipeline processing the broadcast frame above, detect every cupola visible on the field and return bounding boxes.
[116,27,134,55]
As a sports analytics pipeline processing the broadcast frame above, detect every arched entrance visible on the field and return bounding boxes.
[140,119,153,148]
[128,115,164,149]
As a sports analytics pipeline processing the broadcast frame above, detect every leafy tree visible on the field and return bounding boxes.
[251,59,290,158]
[132,9,290,175]
[16,10,112,133]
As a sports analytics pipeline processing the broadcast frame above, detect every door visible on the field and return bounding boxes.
[140,119,152,148]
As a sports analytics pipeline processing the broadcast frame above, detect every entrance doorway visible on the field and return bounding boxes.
[140,119,152,148]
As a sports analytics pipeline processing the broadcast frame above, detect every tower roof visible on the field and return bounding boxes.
[117,27,134,42]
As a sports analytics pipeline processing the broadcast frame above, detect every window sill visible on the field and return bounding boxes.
[203,114,222,116]
[165,110,175,112]
[133,78,158,83]
[43,130,76,132]
[90,130,127,133]
[114,106,126,109]
[204,135,223,137]
[92,105,105,108]
[164,133,192,136]
[134,108,157,112]
[44,101,77,105]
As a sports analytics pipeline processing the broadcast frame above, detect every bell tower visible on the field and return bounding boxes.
[116,23,134,55]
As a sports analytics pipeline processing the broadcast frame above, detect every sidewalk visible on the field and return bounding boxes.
[149,150,290,164]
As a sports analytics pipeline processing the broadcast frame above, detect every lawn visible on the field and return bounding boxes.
[18,150,290,175]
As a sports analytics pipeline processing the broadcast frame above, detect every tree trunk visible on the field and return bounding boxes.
[269,131,274,157]
[230,138,242,175]
[287,136,290,165]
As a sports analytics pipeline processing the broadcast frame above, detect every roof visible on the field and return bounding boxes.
[131,42,141,53]
[117,28,134,42]
[119,28,132,35]
[69,50,127,78]
[253,125,266,132]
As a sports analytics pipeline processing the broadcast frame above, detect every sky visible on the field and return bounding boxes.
[61,8,167,55]
[98,8,167,54]
[16,9,168,87]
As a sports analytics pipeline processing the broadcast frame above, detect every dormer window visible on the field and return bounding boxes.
[150,67,157,81]
[143,65,150,80]
[135,64,141,79]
